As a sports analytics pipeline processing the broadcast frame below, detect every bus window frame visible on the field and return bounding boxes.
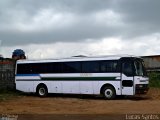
[120,58,135,77]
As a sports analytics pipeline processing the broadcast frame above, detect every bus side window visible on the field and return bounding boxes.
[82,61,100,73]
[122,62,133,76]
[101,61,118,72]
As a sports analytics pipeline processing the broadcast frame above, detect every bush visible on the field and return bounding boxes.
[148,72,160,88]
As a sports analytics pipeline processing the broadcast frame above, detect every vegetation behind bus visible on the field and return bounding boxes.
[148,72,160,88]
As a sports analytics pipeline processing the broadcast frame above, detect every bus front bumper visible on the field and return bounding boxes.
[135,84,149,94]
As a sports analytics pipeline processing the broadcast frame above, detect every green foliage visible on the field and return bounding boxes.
[148,72,160,88]
[0,90,23,101]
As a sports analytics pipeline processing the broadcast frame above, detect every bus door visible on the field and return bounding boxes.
[121,60,134,95]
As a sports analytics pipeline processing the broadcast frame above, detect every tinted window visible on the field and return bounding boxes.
[134,60,147,76]
[82,61,99,73]
[17,64,22,74]
[51,62,62,73]
[17,60,120,74]
[17,62,62,74]
[31,63,39,73]
[100,61,119,72]
[35,62,62,73]
[122,61,133,76]
[41,63,53,73]
[17,63,33,74]
[63,62,81,73]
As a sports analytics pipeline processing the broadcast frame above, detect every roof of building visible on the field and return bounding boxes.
[141,55,160,58]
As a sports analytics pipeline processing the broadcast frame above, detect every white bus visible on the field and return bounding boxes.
[15,55,149,99]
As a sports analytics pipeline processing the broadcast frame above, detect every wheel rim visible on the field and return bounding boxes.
[104,89,113,98]
[39,88,46,96]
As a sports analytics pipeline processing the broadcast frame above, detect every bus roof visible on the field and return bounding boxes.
[17,55,138,64]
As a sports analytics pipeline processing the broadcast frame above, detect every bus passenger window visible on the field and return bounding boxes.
[122,62,133,76]
[101,61,118,72]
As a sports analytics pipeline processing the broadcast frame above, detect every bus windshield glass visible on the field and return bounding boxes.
[134,60,147,76]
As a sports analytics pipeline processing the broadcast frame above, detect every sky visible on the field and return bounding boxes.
[0,0,160,59]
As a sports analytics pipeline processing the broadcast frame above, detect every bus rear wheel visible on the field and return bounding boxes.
[102,86,116,100]
[37,85,48,97]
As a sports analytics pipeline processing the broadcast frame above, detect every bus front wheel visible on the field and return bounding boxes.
[37,84,48,97]
[102,86,116,100]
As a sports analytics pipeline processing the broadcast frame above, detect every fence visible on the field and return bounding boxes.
[0,58,15,90]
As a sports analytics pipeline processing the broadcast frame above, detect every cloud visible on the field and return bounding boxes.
[2,33,160,58]
[113,0,160,38]
[0,8,124,46]
[94,9,124,27]
[0,0,160,58]
[13,9,75,32]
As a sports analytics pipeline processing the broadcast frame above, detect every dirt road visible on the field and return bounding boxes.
[0,88,160,115]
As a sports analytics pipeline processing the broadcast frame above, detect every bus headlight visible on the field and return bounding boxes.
[136,84,143,88]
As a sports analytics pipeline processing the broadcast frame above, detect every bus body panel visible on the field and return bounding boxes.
[33,81,51,93]
[16,73,121,95]
[51,81,63,93]
[16,81,34,92]
[98,81,121,95]
[16,75,40,93]
[62,81,80,94]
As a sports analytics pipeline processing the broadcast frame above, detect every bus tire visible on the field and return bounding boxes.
[37,84,48,97]
[102,86,116,100]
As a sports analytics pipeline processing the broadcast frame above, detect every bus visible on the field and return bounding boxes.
[15,55,149,99]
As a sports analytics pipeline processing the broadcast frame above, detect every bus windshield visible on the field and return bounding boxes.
[134,60,147,76]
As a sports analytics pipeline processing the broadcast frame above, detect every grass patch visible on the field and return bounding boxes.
[148,72,160,88]
[0,90,24,101]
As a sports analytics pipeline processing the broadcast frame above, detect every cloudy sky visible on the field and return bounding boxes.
[0,0,160,59]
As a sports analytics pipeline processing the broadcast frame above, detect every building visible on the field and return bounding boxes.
[142,55,160,72]
[0,57,15,90]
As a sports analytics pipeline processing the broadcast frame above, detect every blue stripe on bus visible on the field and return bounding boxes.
[16,74,40,76]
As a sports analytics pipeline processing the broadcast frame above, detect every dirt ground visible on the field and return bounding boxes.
[0,88,160,115]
